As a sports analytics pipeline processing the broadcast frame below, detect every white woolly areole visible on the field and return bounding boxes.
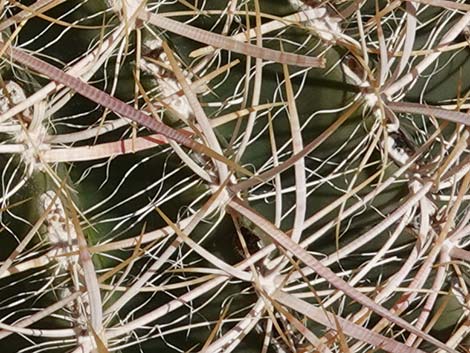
[107,0,143,22]
[141,38,195,122]
[0,81,29,115]
[16,122,49,172]
[383,135,410,165]
[289,1,342,42]
[40,191,78,247]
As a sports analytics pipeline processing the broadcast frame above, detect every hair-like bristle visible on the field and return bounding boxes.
[0,1,468,353]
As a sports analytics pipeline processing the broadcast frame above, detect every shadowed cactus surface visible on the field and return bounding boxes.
[0,1,469,352]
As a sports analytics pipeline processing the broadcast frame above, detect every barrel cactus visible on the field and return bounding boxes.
[0,0,469,352]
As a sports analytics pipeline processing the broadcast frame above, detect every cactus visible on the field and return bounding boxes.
[0,0,469,352]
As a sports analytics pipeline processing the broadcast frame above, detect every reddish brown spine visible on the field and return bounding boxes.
[4,43,197,150]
